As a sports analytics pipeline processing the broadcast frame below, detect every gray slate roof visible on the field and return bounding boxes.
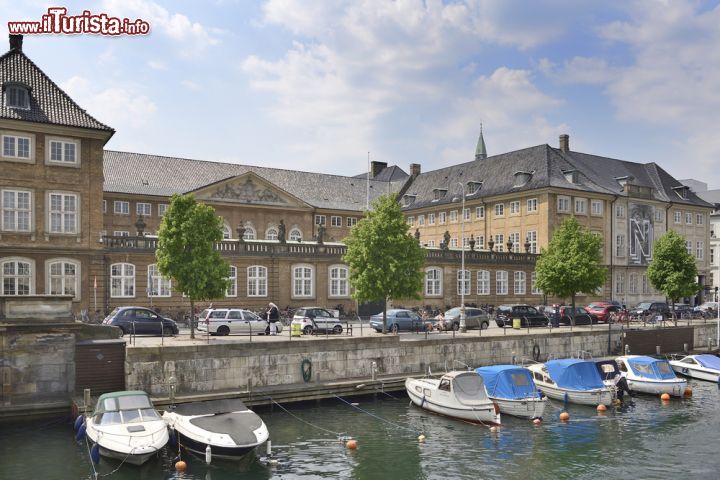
[352,165,409,182]
[0,46,114,133]
[103,151,405,211]
[402,144,713,210]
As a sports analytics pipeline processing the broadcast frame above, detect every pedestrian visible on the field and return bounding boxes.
[435,311,445,331]
[552,304,561,328]
[421,310,433,332]
[267,302,280,335]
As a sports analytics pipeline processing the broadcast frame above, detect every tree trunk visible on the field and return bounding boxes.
[190,298,195,339]
[382,297,387,334]
[571,293,576,327]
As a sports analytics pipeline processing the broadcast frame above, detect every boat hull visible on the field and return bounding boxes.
[173,429,261,460]
[85,419,169,466]
[670,362,720,383]
[626,378,687,396]
[406,378,500,425]
[535,383,614,406]
[492,397,547,419]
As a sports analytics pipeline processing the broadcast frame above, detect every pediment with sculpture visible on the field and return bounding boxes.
[194,173,306,207]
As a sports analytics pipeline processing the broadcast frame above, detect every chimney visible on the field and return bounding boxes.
[559,134,570,153]
[9,34,23,52]
[370,161,387,178]
[410,163,421,178]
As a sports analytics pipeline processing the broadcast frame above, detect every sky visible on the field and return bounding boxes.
[2,0,720,187]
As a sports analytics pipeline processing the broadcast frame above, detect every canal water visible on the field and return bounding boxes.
[2,379,719,480]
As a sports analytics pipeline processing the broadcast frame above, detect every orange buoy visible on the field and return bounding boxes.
[684,387,693,397]
[346,439,358,450]
[660,393,671,401]
[532,418,542,426]
[175,460,187,472]
[559,411,570,422]
[597,404,607,413]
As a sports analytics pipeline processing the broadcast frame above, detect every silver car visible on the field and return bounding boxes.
[197,308,282,336]
[441,307,490,331]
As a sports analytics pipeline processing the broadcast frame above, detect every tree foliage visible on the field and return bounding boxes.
[156,194,230,338]
[647,230,699,306]
[535,217,606,324]
[343,194,425,333]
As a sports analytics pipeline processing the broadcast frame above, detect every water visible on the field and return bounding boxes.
[2,380,720,480]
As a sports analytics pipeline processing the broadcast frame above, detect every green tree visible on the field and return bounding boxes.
[156,194,230,339]
[535,217,606,325]
[343,194,425,333]
[647,230,699,314]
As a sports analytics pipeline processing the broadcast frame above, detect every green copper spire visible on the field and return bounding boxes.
[475,123,487,160]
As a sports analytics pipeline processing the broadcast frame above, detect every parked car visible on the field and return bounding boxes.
[632,302,670,318]
[440,307,490,331]
[584,303,620,323]
[494,305,548,328]
[196,308,278,336]
[558,306,598,325]
[694,302,718,313]
[370,309,423,333]
[292,307,344,335]
[103,306,179,336]
[671,303,694,315]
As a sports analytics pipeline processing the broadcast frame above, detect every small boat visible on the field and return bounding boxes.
[405,371,500,425]
[596,359,622,387]
[475,365,547,420]
[85,390,169,466]
[163,398,269,460]
[527,359,615,406]
[615,356,687,396]
[669,354,720,382]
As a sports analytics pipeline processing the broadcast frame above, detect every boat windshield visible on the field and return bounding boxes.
[93,393,160,425]
[452,373,488,404]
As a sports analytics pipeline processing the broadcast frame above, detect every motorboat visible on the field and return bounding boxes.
[405,371,500,425]
[669,354,720,382]
[527,359,615,406]
[596,359,622,387]
[615,355,687,396]
[85,390,169,466]
[163,398,269,460]
[475,365,547,420]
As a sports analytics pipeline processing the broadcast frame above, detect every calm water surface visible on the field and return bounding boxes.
[2,379,719,480]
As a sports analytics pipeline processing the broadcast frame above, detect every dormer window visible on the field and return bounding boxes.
[562,169,579,184]
[403,194,416,207]
[672,185,690,200]
[614,175,634,190]
[432,188,448,201]
[466,181,483,195]
[513,171,533,188]
[4,84,30,110]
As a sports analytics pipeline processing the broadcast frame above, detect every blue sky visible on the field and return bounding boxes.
[3,1,720,187]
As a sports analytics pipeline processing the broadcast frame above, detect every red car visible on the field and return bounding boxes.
[584,303,620,323]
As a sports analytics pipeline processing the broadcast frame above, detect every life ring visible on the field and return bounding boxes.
[532,344,541,361]
[301,358,313,383]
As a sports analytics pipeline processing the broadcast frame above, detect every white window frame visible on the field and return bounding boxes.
[428,213,435,225]
[425,267,443,297]
[114,201,130,215]
[674,211,682,224]
[628,272,638,295]
[615,272,624,295]
[574,198,587,214]
[292,264,314,298]
[477,270,489,295]
[476,206,485,219]
[1,257,34,295]
[514,271,526,295]
[113,230,130,237]
[697,241,704,260]
[222,224,232,239]
[527,230,538,254]
[315,215,326,226]
[247,265,268,297]
[407,216,414,226]
[557,196,570,213]
[531,271,541,295]
[509,201,520,215]
[457,269,470,296]
[346,217,357,227]
[147,264,172,297]
[46,137,80,166]
[450,238,458,248]
[685,212,692,225]
[496,270,508,295]
[686,240,692,255]
[265,226,278,241]
[526,198,538,213]
[4,85,30,109]
[476,235,485,250]
[696,213,704,225]
[439,212,447,225]
[158,204,169,217]
[418,214,425,226]
[1,133,33,162]
[616,234,625,257]
[331,215,342,227]
[226,266,237,297]
[591,200,603,216]
[329,264,350,298]
[450,210,458,223]
[494,203,505,217]
[110,263,135,298]
[616,205,626,218]
[1,188,32,232]
[509,232,521,253]
[289,228,302,242]
[136,202,151,216]
[47,191,79,234]
[494,234,504,252]
[463,208,471,221]
[46,258,80,300]
[642,274,650,295]
[243,225,256,240]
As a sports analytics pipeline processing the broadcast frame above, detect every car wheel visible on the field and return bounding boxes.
[265,326,271,335]
[375,328,382,333]
[390,323,399,334]
[217,326,230,336]
[333,325,343,334]
[451,322,460,331]
[163,326,174,336]
[303,325,314,335]
[118,326,126,337]
[481,321,489,330]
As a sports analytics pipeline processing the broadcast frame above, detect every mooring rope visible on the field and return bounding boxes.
[334,395,421,436]
[268,397,348,439]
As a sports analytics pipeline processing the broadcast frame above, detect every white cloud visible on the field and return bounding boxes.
[60,76,157,131]
[539,56,616,85]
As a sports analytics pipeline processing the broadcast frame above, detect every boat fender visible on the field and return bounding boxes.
[205,444,212,464]
[90,444,101,465]
[532,344,541,361]
[301,358,313,383]
[75,423,86,442]
[73,415,84,432]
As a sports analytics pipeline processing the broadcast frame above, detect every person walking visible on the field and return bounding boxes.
[267,302,280,335]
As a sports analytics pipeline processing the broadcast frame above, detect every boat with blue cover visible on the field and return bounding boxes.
[527,359,615,406]
[475,365,547,419]
[615,355,687,396]
[669,354,720,382]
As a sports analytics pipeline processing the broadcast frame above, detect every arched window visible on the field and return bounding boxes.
[266,227,278,241]
[289,228,302,242]
[329,265,349,297]
[292,264,314,298]
[147,264,171,297]
[425,267,442,296]
[222,224,232,240]
[110,263,135,298]
[1,257,33,295]
[247,266,267,297]
[457,270,470,296]
[226,266,237,297]
[47,258,79,299]
[243,226,256,240]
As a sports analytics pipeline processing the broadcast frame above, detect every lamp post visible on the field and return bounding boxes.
[453,182,467,333]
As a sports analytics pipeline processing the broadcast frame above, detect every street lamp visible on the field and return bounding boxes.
[452,182,467,333]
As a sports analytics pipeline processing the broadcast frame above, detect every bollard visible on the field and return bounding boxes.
[656,345,661,355]
[684,343,689,353]
[625,344,630,355]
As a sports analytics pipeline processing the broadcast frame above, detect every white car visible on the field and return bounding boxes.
[197,308,282,336]
[292,307,343,335]
[694,302,718,313]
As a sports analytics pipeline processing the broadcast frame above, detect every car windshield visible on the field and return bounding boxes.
[636,303,652,309]
[445,308,461,317]
[245,311,260,320]
[105,307,120,321]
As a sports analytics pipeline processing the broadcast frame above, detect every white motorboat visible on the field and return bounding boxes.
[669,354,720,382]
[475,365,547,420]
[163,398,269,460]
[527,359,615,406]
[85,390,169,466]
[615,355,687,396]
[405,371,500,425]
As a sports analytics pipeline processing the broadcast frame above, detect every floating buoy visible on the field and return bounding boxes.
[417,434,426,443]
[346,439,358,450]
[684,387,693,397]
[597,404,607,413]
[73,415,84,432]
[532,418,542,426]
[175,460,187,472]
[559,411,570,422]
[90,444,100,465]
[205,444,212,464]
[75,423,86,441]
[660,393,671,401]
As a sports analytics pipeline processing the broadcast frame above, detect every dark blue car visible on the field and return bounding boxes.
[103,306,179,336]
